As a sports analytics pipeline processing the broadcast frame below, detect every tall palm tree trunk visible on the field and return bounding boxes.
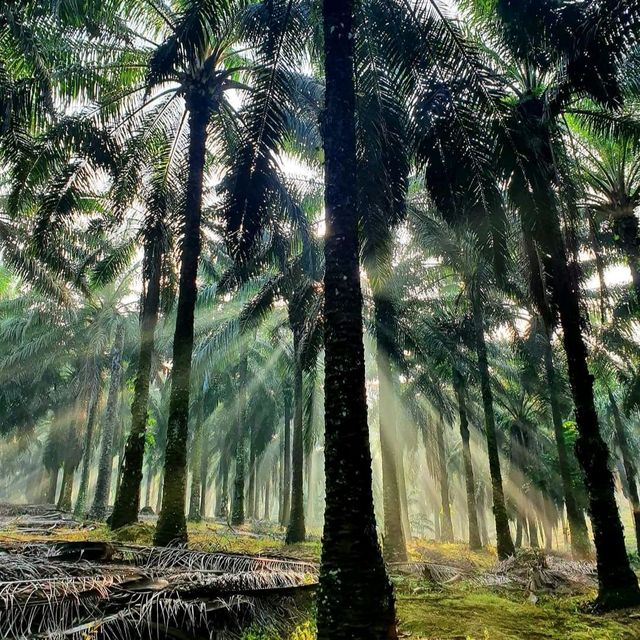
[247,429,257,520]
[231,356,248,526]
[471,285,515,559]
[545,223,640,607]
[74,389,101,517]
[318,2,396,637]
[609,392,640,556]
[436,418,454,542]
[199,437,209,518]
[281,387,292,526]
[286,351,306,543]
[188,413,204,522]
[90,324,125,521]
[110,232,162,529]
[46,468,59,504]
[154,107,208,546]
[375,295,407,561]
[58,463,75,512]
[453,372,482,550]
[542,330,591,558]
[216,456,229,519]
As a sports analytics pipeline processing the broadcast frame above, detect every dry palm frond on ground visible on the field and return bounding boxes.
[0,540,317,639]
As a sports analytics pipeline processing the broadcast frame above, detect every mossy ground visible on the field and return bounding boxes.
[2,521,639,639]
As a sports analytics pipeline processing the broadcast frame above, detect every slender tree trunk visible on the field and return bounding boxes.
[397,450,411,544]
[74,388,102,517]
[515,517,523,548]
[231,356,248,526]
[542,329,591,558]
[58,463,75,512]
[247,429,257,520]
[374,294,407,561]
[436,418,454,543]
[609,392,640,556]
[188,413,204,522]
[110,227,162,529]
[281,388,292,526]
[264,474,271,521]
[471,284,515,559]
[286,352,306,543]
[216,456,229,519]
[543,222,640,607]
[200,439,209,518]
[477,483,489,547]
[46,468,59,504]
[90,325,125,521]
[318,3,396,636]
[144,466,152,509]
[154,107,208,546]
[454,372,482,550]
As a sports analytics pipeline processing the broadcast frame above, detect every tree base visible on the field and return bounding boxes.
[586,585,640,613]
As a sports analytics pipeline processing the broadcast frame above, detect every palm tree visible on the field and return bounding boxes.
[469,0,640,605]
[316,1,396,638]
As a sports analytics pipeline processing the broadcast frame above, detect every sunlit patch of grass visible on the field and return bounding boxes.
[395,582,640,639]
[408,538,497,570]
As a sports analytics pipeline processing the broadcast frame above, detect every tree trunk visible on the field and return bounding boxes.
[454,372,482,550]
[471,284,515,559]
[374,294,407,561]
[231,356,248,526]
[154,107,208,546]
[110,223,163,529]
[200,438,209,518]
[90,324,125,521]
[542,329,591,558]
[247,428,257,520]
[144,465,152,509]
[543,219,640,609]
[188,413,204,522]
[436,418,454,543]
[477,483,489,547]
[318,3,396,637]
[74,388,102,517]
[281,387,292,526]
[609,392,640,556]
[264,474,271,521]
[46,468,59,504]
[216,456,229,520]
[58,462,75,512]
[544,222,640,607]
[286,352,306,543]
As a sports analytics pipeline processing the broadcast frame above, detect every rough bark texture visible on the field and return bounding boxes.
[610,392,640,556]
[110,226,162,529]
[281,388,292,526]
[546,220,640,608]
[317,2,397,637]
[542,330,591,558]
[188,413,204,522]
[216,456,229,519]
[58,462,75,512]
[286,355,306,543]
[231,356,248,526]
[90,325,125,521]
[471,285,515,559]
[73,389,101,517]
[154,106,208,546]
[46,468,59,504]
[436,418,454,543]
[454,372,482,550]
[375,294,407,561]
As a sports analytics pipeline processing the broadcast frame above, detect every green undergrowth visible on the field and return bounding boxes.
[393,577,640,639]
[2,522,640,639]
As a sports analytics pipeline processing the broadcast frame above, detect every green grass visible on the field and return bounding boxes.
[2,522,640,639]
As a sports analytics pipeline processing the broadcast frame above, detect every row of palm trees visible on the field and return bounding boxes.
[2,0,640,636]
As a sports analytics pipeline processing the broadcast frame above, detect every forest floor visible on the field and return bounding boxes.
[1,512,640,639]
